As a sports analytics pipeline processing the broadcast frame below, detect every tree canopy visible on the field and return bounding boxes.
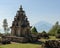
[48,21,59,36]
[31,27,38,34]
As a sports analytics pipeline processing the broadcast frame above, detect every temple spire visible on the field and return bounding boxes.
[20,5,22,8]
[20,5,23,11]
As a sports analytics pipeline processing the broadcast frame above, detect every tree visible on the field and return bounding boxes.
[56,29,60,34]
[48,21,59,36]
[42,31,49,39]
[56,28,60,38]
[42,31,46,34]
[31,27,38,34]
[3,19,9,35]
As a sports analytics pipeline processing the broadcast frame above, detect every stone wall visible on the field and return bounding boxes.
[2,36,28,43]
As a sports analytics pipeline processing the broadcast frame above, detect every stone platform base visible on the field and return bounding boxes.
[2,36,28,43]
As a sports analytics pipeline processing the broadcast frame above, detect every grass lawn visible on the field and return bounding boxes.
[40,36,60,42]
[0,43,40,48]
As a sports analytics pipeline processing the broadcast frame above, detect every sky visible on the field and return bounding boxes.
[0,0,60,32]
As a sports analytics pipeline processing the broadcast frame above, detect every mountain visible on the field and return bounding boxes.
[34,21,53,32]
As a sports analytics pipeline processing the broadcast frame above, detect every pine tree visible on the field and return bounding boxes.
[31,27,38,34]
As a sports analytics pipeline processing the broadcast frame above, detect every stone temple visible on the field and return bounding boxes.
[11,5,31,37]
[2,5,38,43]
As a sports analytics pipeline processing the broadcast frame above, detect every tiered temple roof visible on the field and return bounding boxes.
[11,5,31,37]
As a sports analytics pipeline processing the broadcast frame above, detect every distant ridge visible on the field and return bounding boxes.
[34,21,53,32]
